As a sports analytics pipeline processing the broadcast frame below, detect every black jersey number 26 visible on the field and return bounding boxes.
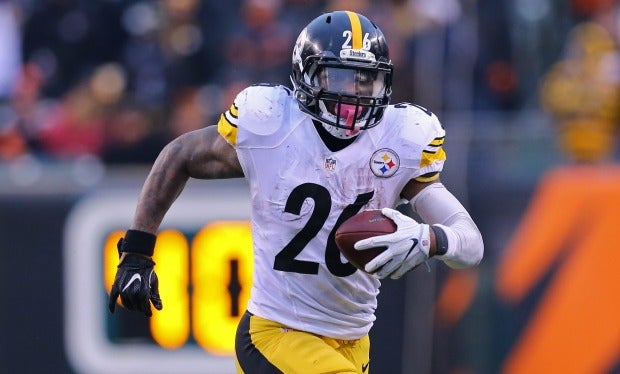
[273,183,374,277]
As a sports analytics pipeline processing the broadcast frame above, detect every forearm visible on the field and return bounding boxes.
[410,183,484,268]
[131,141,191,234]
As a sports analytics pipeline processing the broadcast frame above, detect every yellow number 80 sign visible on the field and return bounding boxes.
[104,222,253,354]
[65,183,252,374]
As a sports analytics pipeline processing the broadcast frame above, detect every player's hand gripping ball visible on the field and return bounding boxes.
[335,209,397,272]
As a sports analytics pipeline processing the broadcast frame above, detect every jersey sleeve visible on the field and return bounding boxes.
[217,93,242,146]
[416,118,446,182]
[396,104,447,182]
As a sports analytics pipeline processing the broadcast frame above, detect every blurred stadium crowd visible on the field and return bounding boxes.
[0,0,618,165]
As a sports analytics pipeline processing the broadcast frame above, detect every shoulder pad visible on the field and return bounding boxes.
[238,84,291,134]
[217,84,292,145]
[387,103,445,143]
[383,103,447,179]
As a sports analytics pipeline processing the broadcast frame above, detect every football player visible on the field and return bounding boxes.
[108,10,484,374]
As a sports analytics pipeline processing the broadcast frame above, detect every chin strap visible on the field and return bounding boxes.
[321,121,358,139]
[320,109,360,139]
[316,100,364,139]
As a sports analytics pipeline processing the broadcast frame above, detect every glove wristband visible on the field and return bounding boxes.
[431,225,449,256]
[119,229,156,256]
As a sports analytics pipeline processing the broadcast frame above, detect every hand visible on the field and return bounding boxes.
[108,246,163,317]
[354,208,431,279]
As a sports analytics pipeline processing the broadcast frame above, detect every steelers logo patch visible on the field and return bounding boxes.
[369,148,400,177]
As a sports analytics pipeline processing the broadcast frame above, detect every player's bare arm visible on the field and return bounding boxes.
[109,125,242,316]
[131,125,243,234]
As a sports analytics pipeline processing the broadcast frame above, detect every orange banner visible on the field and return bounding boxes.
[496,165,620,374]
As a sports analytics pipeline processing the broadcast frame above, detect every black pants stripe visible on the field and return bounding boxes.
[235,311,283,374]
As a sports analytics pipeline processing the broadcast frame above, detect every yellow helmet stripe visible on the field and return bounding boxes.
[345,11,363,49]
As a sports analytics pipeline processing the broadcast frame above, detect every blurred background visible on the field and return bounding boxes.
[1,0,620,373]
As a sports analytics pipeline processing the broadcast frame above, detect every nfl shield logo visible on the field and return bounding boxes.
[324,158,337,171]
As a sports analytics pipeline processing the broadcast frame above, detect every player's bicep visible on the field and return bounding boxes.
[182,125,243,179]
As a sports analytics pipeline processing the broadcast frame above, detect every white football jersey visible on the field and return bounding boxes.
[217,84,446,340]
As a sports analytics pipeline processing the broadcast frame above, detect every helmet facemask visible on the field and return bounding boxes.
[294,55,393,139]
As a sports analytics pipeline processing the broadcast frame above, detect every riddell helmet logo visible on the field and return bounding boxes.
[370,148,399,177]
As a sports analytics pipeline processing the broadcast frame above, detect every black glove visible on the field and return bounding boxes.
[108,230,163,317]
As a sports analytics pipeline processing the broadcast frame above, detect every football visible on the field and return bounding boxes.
[335,209,397,272]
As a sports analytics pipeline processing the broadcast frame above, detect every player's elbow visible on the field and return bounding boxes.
[457,224,484,267]
[443,240,482,269]
[465,228,484,267]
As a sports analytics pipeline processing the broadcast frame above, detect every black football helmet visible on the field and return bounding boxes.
[291,11,393,138]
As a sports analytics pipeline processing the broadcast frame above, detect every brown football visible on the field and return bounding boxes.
[335,209,397,272]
